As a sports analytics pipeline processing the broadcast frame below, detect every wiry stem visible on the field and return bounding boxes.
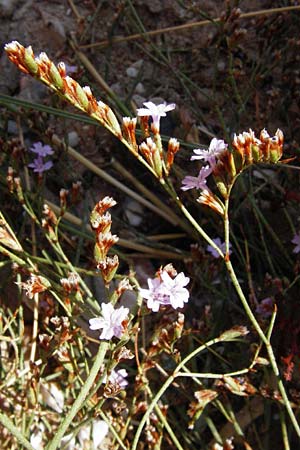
[46,342,109,450]
[225,255,300,437]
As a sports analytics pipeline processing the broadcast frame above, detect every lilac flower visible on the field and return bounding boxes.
[207,238,232,258]
[29,142,54,157]
[106,368,128,388]
[139,276,168,312]
[255,297,274,318]
[291,233,300,254]
[140,270,190,312]
[160,271,190,309]
[191,138,227,168]
[89,302,129,340]
[28,156,53,173]
[181,165,212,191]
[64,63,78,74]
[137,101,176,133]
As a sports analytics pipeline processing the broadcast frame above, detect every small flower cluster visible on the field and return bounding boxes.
[90,196,119,285]
[16,273,51,298]
[181,129,284,216]
[88,197,131,341]
[28,141,53,174]
[139,264,190,312]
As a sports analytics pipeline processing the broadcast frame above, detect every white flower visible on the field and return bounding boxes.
[137,101,176,132]
[140,269,190,311]
[140,276,170,312]
[160,271,190,309]
[89,302,129,340]
[61,420,109,449]
[92,420,109,448]
[30,422,45,450]
[40,382,64,413]
[191,138,227,168]
[60,433,76,450]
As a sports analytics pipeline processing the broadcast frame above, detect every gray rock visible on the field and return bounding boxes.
[67,131,79,148]
[0,0,19,17]
[126,66,138,78]
[7,120,18,135]
[135,82,145,95]
[124,198,144,227]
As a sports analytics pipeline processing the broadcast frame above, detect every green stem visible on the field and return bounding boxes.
[0,244,27,266]
[225,259,300,437]
[131,335,221,450]
[223,188,300,437]
[224,197,230,257]
[0,413,35,450]
[46,341,109,450]
[161,181,224,257]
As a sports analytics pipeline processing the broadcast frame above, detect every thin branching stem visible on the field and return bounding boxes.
[46,341,109,450]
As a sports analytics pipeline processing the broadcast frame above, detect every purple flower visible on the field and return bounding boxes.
[105,368,128,388]
[28,156,53,173]
[181,165,212,191]
[207,238,232,258]
[64,63,78,74]
[140,270,190,312]
[89,302,129,340]
[255,297,274,318]
[191,138,227,168]
[291,233,300,254]
[137,101,176,133]
[29,142,54,157]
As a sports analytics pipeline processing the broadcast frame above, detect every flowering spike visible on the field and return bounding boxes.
[94,232,119,262]
[97,255,119,285]
[4,41,123,139]
[139,137,162,178]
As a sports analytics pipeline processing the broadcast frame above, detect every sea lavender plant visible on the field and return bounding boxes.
[1,40,300,450]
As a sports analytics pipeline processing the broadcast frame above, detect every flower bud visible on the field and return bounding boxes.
[24,46,38,74]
